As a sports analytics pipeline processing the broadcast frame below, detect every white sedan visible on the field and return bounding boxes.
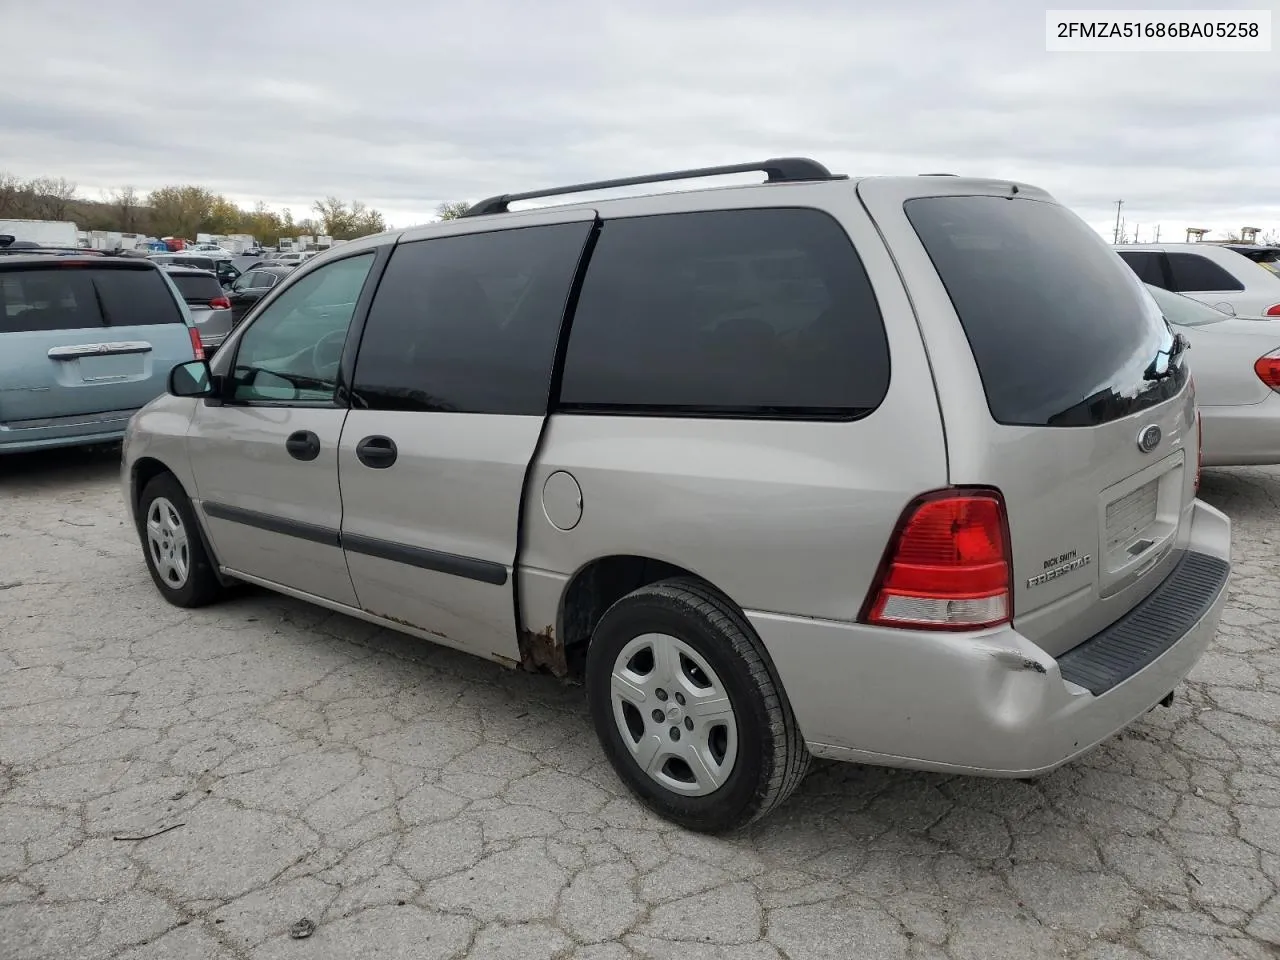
[1147,283,1280,466]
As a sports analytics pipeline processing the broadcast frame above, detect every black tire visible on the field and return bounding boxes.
[585,578,810,832]
[136,473,224,608]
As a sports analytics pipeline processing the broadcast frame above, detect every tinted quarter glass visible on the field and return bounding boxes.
[559,208,890,416]
[351,222,592,415]
[906,196,1183,427]
[171,273,225,302]
[1167,253,1244,292]
[1117,250,1167,288]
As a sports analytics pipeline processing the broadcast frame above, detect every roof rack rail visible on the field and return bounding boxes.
[462,157,843,217]
[920,172,959,176]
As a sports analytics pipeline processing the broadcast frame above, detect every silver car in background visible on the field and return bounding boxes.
[160,266,234,353]
[122,159,1232,832]
[1145,282,1280,465]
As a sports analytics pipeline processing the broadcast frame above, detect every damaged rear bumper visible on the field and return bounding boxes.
[747,499,1232,777]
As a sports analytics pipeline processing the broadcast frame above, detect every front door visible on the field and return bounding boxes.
[187,251,377,604]
[337,212,595,660]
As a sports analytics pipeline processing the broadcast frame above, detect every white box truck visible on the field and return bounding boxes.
[0,218,80,248]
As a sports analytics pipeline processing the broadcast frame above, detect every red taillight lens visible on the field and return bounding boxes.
[188,326,205,361]
[1264,304,1280,317]
[1257,354,1280,390]
[209,296,231,310]
[862,489,1012,631]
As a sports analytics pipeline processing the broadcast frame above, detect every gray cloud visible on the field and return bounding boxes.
[1,0,1276,237]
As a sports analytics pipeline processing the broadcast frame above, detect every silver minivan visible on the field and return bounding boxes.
[122,159,1232,832]
[160,266,234,353]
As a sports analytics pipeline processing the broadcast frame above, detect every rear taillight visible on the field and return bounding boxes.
[1265,304,1280,317]
[209,296,231,310]
[861,489,1012,631]
[1257,354,1280,391]
[188,326,205,361]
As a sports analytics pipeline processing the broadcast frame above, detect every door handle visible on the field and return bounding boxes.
[285,430,321,461]
[355,435,397,469]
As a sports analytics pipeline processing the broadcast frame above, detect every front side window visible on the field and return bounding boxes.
[231,253,374,403]
[351,222,591,415]
[558,208,890,417]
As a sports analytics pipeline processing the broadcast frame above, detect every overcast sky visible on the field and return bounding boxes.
[2,0,1277,241]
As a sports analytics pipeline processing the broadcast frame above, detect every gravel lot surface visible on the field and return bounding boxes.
[2,447,1279,959]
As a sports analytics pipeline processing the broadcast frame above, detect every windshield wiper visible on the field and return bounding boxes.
[1144,332,1190,381]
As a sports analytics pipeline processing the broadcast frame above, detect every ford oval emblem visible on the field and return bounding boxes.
[1137,424,1162,454]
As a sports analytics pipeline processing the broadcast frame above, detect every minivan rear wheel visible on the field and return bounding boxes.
[137,473,224,608]
[585,578,809,832]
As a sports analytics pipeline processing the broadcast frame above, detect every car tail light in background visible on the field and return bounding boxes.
[1265,304,1280,317]
[188,327,205,361]
[1257,353,1280,391]
[861,489,1012,631]
[209,296,231,310]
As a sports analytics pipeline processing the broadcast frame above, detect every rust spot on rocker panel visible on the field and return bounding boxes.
[518,624,567,678]
[370,610,448,641]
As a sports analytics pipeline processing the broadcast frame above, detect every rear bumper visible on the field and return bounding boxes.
[1200,394,1280,466]
[749,498,1231,777]
[0,408,136,454]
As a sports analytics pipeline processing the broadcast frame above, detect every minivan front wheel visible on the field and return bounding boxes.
[137,473,224,608]
[586,579,810,832]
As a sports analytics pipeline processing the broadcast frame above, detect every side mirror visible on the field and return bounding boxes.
[169,359,214,397]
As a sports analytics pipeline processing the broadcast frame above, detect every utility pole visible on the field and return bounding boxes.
[1154,224,1161,243]
[1113,200,1124,244]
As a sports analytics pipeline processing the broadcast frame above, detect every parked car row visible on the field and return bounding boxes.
[118,159,1242,832]
[1114,241,1280,318]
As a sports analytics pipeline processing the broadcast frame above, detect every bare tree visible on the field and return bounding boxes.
[27,177,78,219]
[436,201,470,221]
[109,185,140,232]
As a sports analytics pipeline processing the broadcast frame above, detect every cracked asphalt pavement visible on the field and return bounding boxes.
[2,447,1280,960]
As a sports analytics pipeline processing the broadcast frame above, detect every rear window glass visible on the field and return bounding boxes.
[559,208,890,417]
[906,196,1183,427]
[0,266,182,333]
[171,273,224,302]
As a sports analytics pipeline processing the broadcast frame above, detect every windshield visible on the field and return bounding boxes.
[1143,283,1229,327]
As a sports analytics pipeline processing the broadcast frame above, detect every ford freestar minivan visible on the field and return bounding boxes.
[122,159,1232,832]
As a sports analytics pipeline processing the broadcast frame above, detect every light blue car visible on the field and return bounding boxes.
[0,254,200,454]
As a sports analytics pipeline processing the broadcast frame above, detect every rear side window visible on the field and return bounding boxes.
[351,222,592,415]
[0,266,182,332]
[559,209,890,417]
[171,273,224,302]
[906,196,1182,427]
[1167,252,1244,292]
[1116,250,1167,288]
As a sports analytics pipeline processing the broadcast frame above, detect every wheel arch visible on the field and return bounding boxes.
[131,457,236,588]
[539,554,736,678]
